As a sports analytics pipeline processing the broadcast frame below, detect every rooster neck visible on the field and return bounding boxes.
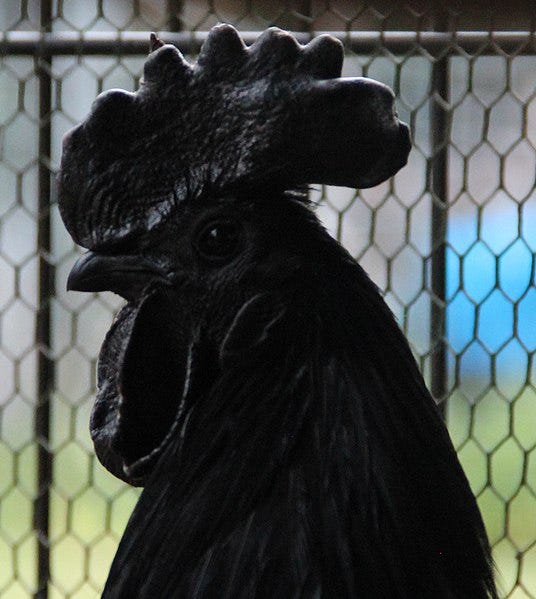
[103,260,496,599]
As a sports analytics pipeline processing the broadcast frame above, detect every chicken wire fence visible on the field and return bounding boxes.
[0,1,535,597]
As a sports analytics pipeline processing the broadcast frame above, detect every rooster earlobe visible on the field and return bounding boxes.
[219,294,286,368]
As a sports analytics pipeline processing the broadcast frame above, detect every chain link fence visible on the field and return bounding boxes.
[0,1,535,597]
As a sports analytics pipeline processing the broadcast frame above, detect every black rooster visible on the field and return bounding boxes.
[59,25,497,599]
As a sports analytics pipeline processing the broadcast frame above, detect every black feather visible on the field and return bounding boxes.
[100,198,496,598]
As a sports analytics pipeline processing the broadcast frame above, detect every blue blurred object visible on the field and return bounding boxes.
[447,210,535,382]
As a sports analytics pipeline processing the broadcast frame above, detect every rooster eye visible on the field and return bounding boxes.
[194,220,243,263]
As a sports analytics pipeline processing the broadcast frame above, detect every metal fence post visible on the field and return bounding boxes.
[34,0,53,597]
[430,21,450,416]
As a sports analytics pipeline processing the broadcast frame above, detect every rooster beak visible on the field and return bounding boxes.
[67,251,170,301]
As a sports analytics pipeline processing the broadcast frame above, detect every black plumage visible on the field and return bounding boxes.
[58,25,497,598]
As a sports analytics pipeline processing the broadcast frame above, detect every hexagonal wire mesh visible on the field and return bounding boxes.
[0,1,535,597]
